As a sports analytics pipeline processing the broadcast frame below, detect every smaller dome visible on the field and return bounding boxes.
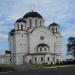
[9,29,15,36]
[49,22,59,27]
[16,18,26,23]
[5,50,11,54]
[23,10,43,19]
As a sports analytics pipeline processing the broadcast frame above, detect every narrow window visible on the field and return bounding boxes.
[40,47,42,51]
[35,19,37,27]
[52,27,54,32]
[21,25,23,30]
[41,57,43,61]
[56,59,59,63]
[40,20,41,26]
[29,19,32,28]
[56,27,58,32]
[48,57,49,61]
[45,47,46,51]
[35,57,37,62]
[17,24,19,30]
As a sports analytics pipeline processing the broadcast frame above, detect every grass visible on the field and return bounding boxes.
[32,63,74,68]
[0,67,16,72]
[32,64,53,67]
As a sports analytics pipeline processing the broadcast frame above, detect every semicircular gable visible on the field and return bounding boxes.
[30,27,53,37]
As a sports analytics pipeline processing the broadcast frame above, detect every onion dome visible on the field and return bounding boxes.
[5,50,11,54]
[16,18,26,23]
[49,22,60,33]
[23,10,43,19]
[9,29,15,36]
[49,22,59,27]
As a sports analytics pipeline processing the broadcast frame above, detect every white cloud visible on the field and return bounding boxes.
[0,34,8,41]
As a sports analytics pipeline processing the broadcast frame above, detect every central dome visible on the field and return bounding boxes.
[23,10,43,19]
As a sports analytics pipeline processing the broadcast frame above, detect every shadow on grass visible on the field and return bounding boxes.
[0,67,16,72]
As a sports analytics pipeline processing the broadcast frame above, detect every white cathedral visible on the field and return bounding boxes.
[0,10,62,65]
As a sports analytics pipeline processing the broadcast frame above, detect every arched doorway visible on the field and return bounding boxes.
[29,59,32,64]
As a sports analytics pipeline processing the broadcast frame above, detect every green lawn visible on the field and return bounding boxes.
[32,64,54,67]
[32,63,72,68]
[0,67,16,72]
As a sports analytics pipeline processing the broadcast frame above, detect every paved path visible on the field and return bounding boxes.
[0,66,75,75]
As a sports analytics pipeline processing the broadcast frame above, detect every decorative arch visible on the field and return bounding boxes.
[37,43,49,52]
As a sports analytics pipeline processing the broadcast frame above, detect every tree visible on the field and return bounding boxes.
[67,37,75,58]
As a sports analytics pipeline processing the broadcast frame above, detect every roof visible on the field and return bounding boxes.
[23,10,43,19]
[5,50,11,54]
[49,22,60,27]
[37,43,49,47]
[9,29,15,36]
[16,18,26,23]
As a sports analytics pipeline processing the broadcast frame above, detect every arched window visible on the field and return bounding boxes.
[29,19,32,28]
[37,43,49,52]
[17,24,19,30]
[41,57,43,62]
[35,57,37,62]
[52,27,54,32]
[21,25,23,30]
[44,46,49,52]
[56,27,57,32]
[47,57,49,61]
[40,47,42,51]
[35,19,37,27]
[45,47,46,51]
[40,20,41,26]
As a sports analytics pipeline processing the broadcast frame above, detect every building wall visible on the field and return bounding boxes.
[4,54,11,64]
[15,31,28,54]
[29,27,54,54]
[24,17,44,30]
[24,54,57,64]
[7,26,61,64]
[0,55,5,64]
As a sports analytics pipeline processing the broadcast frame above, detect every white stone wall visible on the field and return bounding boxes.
[24,17,44,30]
[54,33,61,61]
[8,35,14,52]
[4,54,11,64]
[24,55,32,64]
[32,55,45,64]
[0,55,5,64]
[15,31,28,54]
[14,31,28,64]
[24,54,55,64]
[15,54,24,64]
[29,27,54,54]
[8,34,15,64]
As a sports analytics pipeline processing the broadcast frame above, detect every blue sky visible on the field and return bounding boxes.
[0,0,75,60]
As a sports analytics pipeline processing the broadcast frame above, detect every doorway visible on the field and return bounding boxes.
[29,59,32,64]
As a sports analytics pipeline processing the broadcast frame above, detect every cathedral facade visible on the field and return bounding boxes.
[0,11,61,64]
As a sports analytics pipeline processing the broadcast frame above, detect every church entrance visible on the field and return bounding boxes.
[29,59,32,64]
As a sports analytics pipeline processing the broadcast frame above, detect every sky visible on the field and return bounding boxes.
[0,0,75,60]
